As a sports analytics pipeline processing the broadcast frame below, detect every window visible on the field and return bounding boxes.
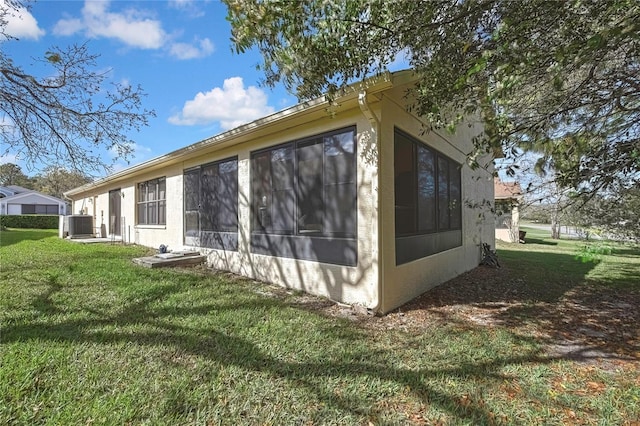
[394,128,462,264]
[253,145,295,233]
[252,127,356,238]
[21,204,58,214]
[184,168,200,239]
[137,177,166,225]
[250,126,357,266]
[183,157,238,250]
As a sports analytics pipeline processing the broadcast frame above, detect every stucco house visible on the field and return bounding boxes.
[494,178,523,243]
[65,70,495,314]
[0,185,68,216]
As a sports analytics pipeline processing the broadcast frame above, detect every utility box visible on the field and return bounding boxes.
[63,215,94,238]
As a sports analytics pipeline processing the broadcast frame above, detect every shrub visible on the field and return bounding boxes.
[0,215,59,229]
[575,242,613,263]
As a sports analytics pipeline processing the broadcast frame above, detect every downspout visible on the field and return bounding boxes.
[358,90,384,314]
[62,193,72,216]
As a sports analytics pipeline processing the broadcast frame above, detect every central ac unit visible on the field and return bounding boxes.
[65,215,94,238]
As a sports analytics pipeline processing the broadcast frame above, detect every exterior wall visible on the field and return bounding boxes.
[73,165,185,247]
[7,204,21,215]
[65,73,494,314]
[378,88,494,313]
[71,108,380,309]
[1,193,67,215]
[190,109,379,307]
[495,200,520,243]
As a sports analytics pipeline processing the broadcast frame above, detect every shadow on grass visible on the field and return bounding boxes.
[396,247,640,362]
[0,228,57,247]
[2,267,557,425]
[30,273,63,314]
[592,261,640,288]
[3,231,638,423]
[612,246,640,257]
[493,282,640,361]
[521,237,558,246]
[410,250,598,307]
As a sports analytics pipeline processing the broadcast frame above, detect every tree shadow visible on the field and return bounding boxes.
[0,228,57,247]
[2,265,568,425]
[389,247,640,363]
[30,273,63,314]
[609,245,640,262]
[400,250,597,309]
[493,284,640,361]
[4,230,638,423]
[520,237,558,246]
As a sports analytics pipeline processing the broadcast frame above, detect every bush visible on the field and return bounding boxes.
[575,242,613,263]
[0,215,59,229]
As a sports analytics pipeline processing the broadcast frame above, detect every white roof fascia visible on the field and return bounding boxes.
[0,191,66,204]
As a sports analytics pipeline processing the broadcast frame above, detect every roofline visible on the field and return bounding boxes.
[65,70,415,198]
[0,191,66,204]
[4,185,33,193]
[0,187,15,197]
[495,194,523,201]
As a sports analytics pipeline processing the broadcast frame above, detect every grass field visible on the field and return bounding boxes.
[1,228,638,425]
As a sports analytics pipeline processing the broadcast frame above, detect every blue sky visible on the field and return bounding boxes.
[2,0,296,175]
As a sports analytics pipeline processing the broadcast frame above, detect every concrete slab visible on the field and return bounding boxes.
[132,253,206,268]
[65,236,123,244]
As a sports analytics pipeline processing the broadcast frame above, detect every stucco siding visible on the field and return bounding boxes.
[7,204,21,215]
[2,192,66,215]
[196,109,379,307]
[65,71,494,314]
[495,200,520,243]
[378,89,494,313]
[71,107,381,308]
[132,165,183,248]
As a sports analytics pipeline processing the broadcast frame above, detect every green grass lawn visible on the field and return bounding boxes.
[504,226,640,288]
[1,228,639,425]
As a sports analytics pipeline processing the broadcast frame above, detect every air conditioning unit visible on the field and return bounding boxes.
[64,215,94,238]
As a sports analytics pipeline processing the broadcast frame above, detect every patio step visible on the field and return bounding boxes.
[132,252,206,268]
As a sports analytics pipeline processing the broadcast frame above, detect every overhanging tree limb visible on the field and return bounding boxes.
[1,1,155,174]
[223,0,640,198]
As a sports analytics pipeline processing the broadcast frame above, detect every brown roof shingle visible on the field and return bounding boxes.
[494,178,522,200]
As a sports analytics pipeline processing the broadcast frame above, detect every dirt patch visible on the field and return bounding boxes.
[292,264,640,367]
[230,259,639,369]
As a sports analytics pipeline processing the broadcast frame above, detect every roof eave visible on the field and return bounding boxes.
[65,71,401,199]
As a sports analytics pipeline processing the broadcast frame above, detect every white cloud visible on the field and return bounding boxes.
[52,17,84,36]
[279,97,294,108]
[169,38,214,60]
[53,0,166,49]
[169,0,194,8]
[2,0,45,40]
[85,2,166,49]
[52,1,213,59]
[108,162,128,174]
[169,77,275,130]
[168,0,207,18]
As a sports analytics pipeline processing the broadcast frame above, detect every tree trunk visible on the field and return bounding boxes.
[551,205,561,239]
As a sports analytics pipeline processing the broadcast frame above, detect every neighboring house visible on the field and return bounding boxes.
[65,70,495,314]
[494,178,523,243]
[0,185,68,216]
